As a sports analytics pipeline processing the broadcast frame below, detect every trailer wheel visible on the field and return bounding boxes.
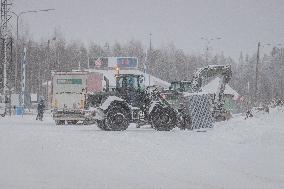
[104,106,130,131]
[55,120,65,125]
[67,120,78,125]
[150,106,177,131]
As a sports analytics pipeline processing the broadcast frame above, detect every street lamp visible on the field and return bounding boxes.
[200,37,222,63]
[45,37,56,107]
[255,42,282,102]
[11,9,55,41]
[11,8,55,92]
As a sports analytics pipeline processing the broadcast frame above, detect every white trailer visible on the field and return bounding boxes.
[51,71,91,125]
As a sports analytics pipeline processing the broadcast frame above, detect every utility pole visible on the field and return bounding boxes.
[1,0,12,110]
[12,11,19,91]
[148,33,152,86]
[247,81,250,108]
[149,33,152,52]
[255,42,260,102]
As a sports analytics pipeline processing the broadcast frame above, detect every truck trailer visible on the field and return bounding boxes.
[51,71,91,125]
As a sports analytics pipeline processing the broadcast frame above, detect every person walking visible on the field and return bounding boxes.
[36,99,45,121]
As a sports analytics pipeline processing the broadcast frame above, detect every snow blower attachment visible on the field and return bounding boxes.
[184,94,214,129]
[161,89,214,130]
[192,65,232,121]
[163,64,232,129]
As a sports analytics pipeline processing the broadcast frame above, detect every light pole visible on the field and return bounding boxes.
[46,37,56,107]
[148,33,152,86]
[255,42,282,103]
[201,37,222,64]
[11,8,55,92]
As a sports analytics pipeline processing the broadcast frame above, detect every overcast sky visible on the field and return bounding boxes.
[12,0,284,60]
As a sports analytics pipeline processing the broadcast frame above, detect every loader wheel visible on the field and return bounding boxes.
[150,106,177,131]
[67,120,78,125]
[104,106,130,131]
[97,120,111,131]
[55,120,65,125]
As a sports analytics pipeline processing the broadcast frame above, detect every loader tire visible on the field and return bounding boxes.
[150,106,177,131]
[67,120,78,125]
[55,120,65,125]
[97,120,111,131]
[104,106,130,131]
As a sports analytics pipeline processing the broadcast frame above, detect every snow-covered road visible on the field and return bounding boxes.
[0,109,283,189]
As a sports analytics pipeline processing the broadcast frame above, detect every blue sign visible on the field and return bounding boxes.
[117,57,138,68]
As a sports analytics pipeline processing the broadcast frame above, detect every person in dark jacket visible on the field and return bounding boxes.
[36,99,45,121]
[245,109,253,119]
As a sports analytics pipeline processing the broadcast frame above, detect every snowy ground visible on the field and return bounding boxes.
[0,109,284,189]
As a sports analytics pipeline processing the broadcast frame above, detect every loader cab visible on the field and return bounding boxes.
[116,74,144,92]
[115,74,146,106]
